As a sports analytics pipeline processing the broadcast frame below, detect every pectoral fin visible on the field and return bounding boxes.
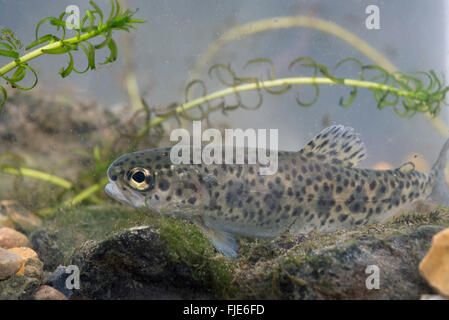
[194,220,239,258]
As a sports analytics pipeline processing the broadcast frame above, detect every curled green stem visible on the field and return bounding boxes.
[138,76,424,136]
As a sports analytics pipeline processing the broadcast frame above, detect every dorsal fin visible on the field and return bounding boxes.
[397,162,415,173]
[299,125,367,168]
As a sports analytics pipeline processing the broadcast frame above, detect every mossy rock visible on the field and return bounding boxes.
[40,204,449,299]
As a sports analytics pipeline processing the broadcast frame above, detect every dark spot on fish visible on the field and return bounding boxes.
[292,207,303,216]
[158,179,170,191]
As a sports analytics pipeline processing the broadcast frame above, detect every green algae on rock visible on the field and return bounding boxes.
[52,204,449,299]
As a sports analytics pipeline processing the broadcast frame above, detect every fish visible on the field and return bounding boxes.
[105,125,449,258]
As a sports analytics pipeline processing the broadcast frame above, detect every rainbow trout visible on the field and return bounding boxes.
[106,125,449,258]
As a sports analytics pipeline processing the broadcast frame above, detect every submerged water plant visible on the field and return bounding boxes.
[139,56,449,134]
[0,0,145,107]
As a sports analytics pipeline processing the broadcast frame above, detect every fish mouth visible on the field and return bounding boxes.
[105,181,146,208]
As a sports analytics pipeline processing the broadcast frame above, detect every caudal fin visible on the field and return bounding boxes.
[429,137,449,206]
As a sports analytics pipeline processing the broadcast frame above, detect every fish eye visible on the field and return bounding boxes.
[127,167,153,191]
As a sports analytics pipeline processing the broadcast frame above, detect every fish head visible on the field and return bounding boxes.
[105,147,205,216]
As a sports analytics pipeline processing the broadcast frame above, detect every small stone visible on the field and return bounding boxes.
[0,247,22,280]
[419,227,449,298]
[0,258,43,299]
[0,211,15,229]
[35,285,68,300]
[0,227,31,249]
[30,229,63,271]
[24,258,44,279]
[8,247,39,275]
[0,200,42,232]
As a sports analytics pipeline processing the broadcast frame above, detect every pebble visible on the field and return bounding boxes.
[35,285,68,300]
[0,200,42,232]
[0,258,43,299]
[0,247,22,280]
[0,227,31,249]
[0,211,15,229]
[419,227,449,298]
[30,229,63,271]
[8,247,39,275]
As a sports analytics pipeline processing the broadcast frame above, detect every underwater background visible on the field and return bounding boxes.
[1,0,448,165]
[1,0,449,300]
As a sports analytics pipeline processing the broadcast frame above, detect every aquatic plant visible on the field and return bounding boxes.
[139,57,449,135]
[187,15,449,137]
[0,0,145,107]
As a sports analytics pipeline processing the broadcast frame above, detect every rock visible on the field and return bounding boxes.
[240,225,440,300]
[0,227,31,249]
[0,200,42,232]
[0,211,15,229]
[0,258,43,299]
[45,266,74,299]
[30,229,64,271]
[35,285,68,300]
[8,247,39,275]
[68,224,442,300]
[0,247,22,280]
[419,227,449,298]
[69,226,216,299]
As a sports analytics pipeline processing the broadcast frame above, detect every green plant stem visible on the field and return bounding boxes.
[0,166,72,189]
[65,177,109,206]
[0,19,143,77]
[138,76,419,136]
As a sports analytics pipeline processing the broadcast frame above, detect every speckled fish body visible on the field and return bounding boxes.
[106,125,449,258]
